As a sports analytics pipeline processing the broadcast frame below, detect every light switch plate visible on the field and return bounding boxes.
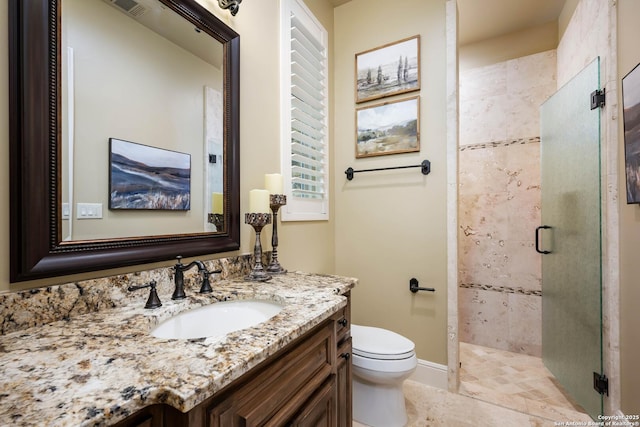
[77,203,103,219]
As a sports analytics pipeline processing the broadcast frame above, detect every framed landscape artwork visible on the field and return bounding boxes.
[622,62,640,204]
[109,138,191,210]
[355,35,420,104]
[355,96,420,158]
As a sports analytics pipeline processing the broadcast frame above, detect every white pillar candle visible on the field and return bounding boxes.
[249,189,270,213]
[264,173,283,195]
[211,192,223,214]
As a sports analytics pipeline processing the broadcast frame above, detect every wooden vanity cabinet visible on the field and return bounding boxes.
[114,296,352,427]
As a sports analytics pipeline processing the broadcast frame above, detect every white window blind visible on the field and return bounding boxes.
[280,0,329,221]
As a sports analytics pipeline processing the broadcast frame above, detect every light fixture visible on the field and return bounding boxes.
[218,0,242,16]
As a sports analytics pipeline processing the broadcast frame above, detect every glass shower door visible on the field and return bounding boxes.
[539,57,603,418]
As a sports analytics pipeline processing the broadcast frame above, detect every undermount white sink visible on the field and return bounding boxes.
[151,299,284,340]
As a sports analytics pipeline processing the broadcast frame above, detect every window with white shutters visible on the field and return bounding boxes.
[280,0,329,221]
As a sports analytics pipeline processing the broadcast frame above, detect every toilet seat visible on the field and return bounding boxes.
[351,324,415,360]
[353,352,418,373]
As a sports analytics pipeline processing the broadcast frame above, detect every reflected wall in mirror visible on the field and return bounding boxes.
[61,0,224,241]
[9,0,240,282]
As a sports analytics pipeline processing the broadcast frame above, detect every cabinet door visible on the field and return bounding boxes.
[207,321,334,427]
[336,337,352,427]
[289,378,337,427]
[207,397,240,427]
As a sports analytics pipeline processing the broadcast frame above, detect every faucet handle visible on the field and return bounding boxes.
[128,280,162,309]
[199,267,223,294]
[199,270,213,294]
[175,255,184,266]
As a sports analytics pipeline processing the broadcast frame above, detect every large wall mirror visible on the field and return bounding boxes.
[9,0,240,282]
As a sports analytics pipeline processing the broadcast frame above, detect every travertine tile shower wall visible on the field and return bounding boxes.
[458,50,557,357]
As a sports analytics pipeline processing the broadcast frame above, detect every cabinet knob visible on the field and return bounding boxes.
[340,352,351,360]
[338,318,348,327]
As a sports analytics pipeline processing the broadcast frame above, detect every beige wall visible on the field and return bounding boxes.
[459,0,582,73]
[0,0,335,292]
[558,0,580,41]
[618,0,640,414]
[334,0,449,364]
[222,0,336,276]
[459,22,558,71]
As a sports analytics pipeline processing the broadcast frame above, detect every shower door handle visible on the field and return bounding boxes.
[535,225,552,254]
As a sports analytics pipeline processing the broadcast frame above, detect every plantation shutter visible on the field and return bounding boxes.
[280,0,329,221]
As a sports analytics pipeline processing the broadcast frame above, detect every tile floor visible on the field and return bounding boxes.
[354,380,575,426]
[458,342,591,422]
[353,342,594,426]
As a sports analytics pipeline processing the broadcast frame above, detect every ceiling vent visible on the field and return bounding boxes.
[103,0,148,17]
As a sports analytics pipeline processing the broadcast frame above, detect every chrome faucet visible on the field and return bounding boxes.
[172,256,221,299]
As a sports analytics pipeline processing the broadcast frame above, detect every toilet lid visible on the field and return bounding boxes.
[351,324,415,360]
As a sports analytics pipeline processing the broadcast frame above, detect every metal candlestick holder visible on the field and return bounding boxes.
[207,213,225,231]
[245,213,272,281]
[267,194,287,274]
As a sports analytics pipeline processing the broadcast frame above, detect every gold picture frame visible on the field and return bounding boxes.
[355,35,421,104]
[355,96,420,158]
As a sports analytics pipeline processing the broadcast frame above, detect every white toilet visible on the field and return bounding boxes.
[351,324,417,427]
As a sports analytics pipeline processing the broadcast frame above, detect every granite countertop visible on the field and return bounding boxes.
[0,272,356,426]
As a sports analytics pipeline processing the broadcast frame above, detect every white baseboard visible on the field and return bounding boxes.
[409,359,448,390]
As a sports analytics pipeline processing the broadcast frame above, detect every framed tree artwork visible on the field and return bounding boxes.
[355,35,420,104]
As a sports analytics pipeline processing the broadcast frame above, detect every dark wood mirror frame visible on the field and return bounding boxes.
[9,0,240,282]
